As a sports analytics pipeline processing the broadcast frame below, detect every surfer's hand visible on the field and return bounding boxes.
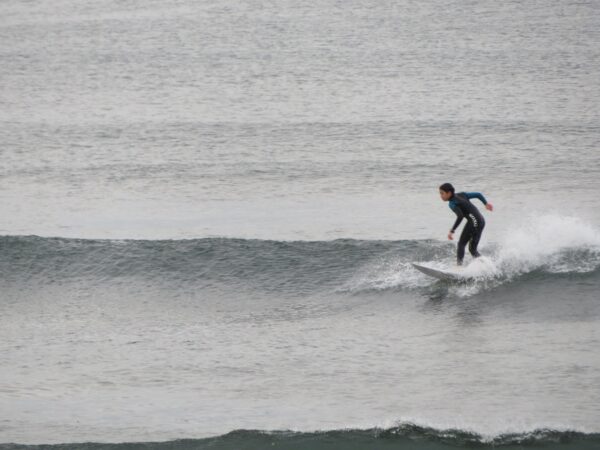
[486,203,494,211]
[448,231,454,240]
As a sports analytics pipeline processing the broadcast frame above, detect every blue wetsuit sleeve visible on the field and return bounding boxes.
[465,192,488,205]
[450,205,463,232]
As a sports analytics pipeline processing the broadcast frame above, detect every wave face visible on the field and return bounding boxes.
[0,235,396,295]
[2,425,600,450]
[2,215,600,299]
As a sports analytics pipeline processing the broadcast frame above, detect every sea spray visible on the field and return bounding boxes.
[494,214,600,277]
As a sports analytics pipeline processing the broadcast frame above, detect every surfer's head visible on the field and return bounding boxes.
[439,182,454,201]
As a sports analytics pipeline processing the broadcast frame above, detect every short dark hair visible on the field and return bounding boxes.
[439,183,454,193]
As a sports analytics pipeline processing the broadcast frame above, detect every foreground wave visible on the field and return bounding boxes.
[2,425,600,449]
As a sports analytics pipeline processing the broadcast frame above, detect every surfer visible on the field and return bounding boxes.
[439,183,493,265]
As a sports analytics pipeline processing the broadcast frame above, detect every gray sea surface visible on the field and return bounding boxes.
[1,0,600,445]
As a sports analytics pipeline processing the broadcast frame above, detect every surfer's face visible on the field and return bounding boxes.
[439,189,452,201]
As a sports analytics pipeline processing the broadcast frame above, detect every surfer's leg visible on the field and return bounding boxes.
[457,226,472,265]
[468,222,485,258]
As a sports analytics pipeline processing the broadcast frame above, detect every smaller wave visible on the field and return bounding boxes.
[2,424,599,449]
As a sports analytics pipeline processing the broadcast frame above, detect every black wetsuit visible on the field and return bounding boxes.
[448,192,488,265]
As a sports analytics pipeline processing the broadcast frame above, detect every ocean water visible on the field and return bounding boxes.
[1,0,600,449]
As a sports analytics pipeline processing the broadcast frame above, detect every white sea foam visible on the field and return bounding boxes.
[494,214,600,276]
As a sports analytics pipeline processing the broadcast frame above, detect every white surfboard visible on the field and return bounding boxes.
[412,263,466,281]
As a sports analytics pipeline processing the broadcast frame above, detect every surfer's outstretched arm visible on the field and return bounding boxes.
[465,192,494,211]
[465,192,487,204]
